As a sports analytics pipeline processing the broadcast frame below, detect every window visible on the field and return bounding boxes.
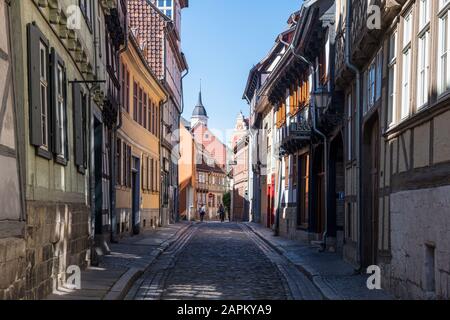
[126,70,130,113]
[133,81,138,121]
[388,31,398,127]
[138,87,143,125]
[151,102,155,135]
[39,41,49,150]
[55,63,66,158]
[401,10,413,119]
[417,0,430,109]
[157,0,173,19]
[417,31,430,108]
[79,0,93,30]
[121,61,126,110]
[365,50,382,113]
[419,0,431,29]
[368,61,376,108]
[438,2,450,94]
[143,93,148,129]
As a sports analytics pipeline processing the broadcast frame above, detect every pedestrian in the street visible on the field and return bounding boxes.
[218,204,225,222]
[199,204,206,222]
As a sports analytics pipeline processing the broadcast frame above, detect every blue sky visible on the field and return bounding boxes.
[181,0,301,141]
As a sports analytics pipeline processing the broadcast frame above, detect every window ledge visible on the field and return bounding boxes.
[36,147,52,160]
[55,156,68,167]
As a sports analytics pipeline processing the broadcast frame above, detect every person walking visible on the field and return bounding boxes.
[218,204,225,223]
[199,204,206,222]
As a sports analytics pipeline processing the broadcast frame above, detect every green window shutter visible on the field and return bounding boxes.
[27,23,48,147]
[73,82,84,169]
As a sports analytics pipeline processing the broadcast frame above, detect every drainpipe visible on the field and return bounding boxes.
[279,35,329,249]
[110,32,129,242]
[344,0,362,270]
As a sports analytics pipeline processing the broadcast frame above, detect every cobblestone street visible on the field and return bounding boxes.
[128,222,322,300]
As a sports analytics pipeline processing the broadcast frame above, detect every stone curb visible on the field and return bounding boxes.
[102,223,194,300]
[245,223,335,300]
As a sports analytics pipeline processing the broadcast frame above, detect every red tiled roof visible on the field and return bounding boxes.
[128,0,167,80]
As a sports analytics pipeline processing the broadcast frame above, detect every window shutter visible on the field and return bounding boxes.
[127,145,132,188]
[141,155,145,191]
[27,23,48,147]
[117,138,122,185]
[50,49,65,155]
[73,83,84,169]
[123,141,127,187]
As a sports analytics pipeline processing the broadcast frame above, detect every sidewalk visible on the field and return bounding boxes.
[246,223,394,300]
[45,222,193,300]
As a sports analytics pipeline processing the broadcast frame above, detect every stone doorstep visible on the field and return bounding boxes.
[101,222,194,300]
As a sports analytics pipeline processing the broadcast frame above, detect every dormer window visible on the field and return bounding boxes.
[158,0,173,19]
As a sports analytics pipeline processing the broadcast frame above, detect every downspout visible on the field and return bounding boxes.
[111,1,129,240]
[344,0,362,270]
[279,35,329,249]
[110,31,129,242]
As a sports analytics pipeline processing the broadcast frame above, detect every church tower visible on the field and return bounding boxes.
[191,89,209,128]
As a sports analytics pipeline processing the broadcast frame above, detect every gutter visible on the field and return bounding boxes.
[344,0,363,270]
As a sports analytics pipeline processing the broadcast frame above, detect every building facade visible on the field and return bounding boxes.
[93,0,127,254]
[129,0,188,226]
[178,117,197,221]
[0,0,25,299]
[0,0,124,299]
[335,0,450,299]
[231,112,250,222]
[244,0,450,300]
[243,38,286,229]
[116,31,166,236]
[195,150,228,221]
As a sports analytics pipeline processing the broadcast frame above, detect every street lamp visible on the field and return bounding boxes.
[311,86,332,111]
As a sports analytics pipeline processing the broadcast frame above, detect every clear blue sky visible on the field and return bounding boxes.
[181,0,301,139]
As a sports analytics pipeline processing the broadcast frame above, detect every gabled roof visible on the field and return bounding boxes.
[243,8,301,103]
[128,0,188,80]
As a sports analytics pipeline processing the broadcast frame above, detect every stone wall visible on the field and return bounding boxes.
[0,237,26,299]
[25,201,89,299]
[389,185,450,299]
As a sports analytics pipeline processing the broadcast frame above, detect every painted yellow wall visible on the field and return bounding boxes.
[116,37,166,212]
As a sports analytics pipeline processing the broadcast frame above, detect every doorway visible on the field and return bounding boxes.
[313,146,325,237]
[329,135,345,246]
[267,176,275,228]
[362,115,380,267]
